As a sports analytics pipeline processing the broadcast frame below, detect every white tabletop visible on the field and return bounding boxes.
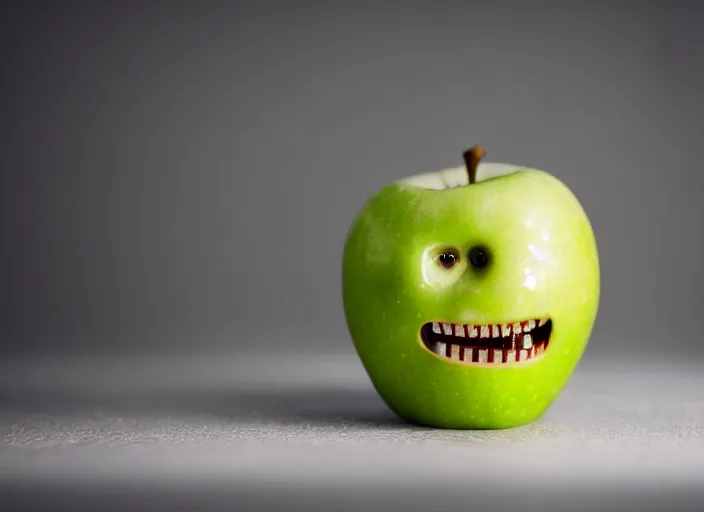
[1,346,703,511]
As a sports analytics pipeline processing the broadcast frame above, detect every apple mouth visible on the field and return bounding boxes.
[420,319,552,365]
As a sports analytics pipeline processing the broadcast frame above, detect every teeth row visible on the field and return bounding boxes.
[432,319,547,338]
[434,342,547,364]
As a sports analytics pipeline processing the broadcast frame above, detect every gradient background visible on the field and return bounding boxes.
[1,1,704,511]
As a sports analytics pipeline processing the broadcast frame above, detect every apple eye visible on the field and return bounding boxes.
[424,246,467,286]
[469,246,489,268]
[438,251,458,269]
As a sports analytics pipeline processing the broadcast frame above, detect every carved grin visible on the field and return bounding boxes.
[420,318,552,365]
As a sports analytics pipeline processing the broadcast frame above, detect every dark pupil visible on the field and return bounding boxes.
[469,247,489,268]
[439,253,456,267]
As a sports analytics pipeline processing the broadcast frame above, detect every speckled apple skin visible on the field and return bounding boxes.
[342,167,600,429]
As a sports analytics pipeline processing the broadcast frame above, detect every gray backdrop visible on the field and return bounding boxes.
[2,1,703,358]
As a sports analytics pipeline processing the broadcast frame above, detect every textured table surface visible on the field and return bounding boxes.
[1,348,703,511]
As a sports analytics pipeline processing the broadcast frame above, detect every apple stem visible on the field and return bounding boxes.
[463,145,486,185]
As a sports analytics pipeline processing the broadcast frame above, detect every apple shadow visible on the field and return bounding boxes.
[176,386,408,428]
[0,384,410,430]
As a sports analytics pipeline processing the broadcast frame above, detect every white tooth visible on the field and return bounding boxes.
[443,323,453,335]
[538,318,547,327]
[513,322,522,334]
[492,325,500,338]
[478,349,488,363]
[450,344,461,360]
[435,342,446,356]
[522,334,533,349]
[520,349,530,360]
[501,324,511,337]
[432,322,441,334]
[469,326,478,338]
[506,350,516,363]
[455,324,465,337]
[463,347,474,362]
[480,325,490,338]
[493,349,503,363]
[531,346,537,358]
[526,320,535,332]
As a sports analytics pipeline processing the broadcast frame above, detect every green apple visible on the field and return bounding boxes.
[342,146,599,429]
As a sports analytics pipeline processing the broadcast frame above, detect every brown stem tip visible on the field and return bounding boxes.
[463,145,486,185]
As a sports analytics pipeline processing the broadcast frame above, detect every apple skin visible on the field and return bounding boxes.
[342,164,600,429]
